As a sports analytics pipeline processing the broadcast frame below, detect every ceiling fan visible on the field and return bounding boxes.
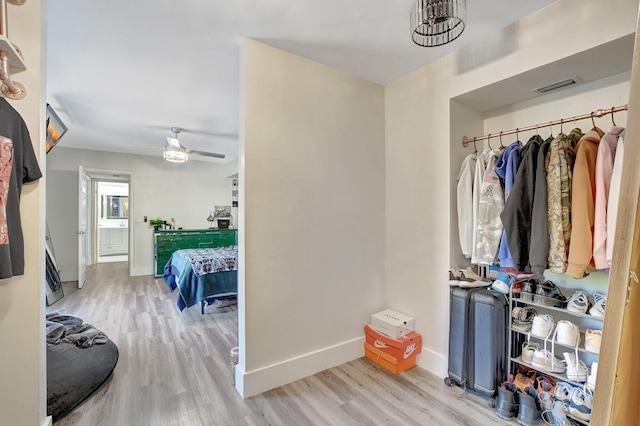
[164,127,226,163]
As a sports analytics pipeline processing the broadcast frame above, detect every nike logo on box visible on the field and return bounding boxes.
[403,343,417,359]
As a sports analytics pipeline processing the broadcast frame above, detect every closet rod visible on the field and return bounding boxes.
[461,104,628,147]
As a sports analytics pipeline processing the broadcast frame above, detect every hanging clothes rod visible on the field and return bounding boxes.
[461,104,628,148]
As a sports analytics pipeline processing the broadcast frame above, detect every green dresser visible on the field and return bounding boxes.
[154,229,238,277]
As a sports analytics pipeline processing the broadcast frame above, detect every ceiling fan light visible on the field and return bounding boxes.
[163,149,188,163]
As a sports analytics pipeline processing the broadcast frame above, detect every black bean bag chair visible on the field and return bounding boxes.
[47,339,119,421]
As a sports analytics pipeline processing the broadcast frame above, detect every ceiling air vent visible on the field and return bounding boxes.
[534,76,580,94]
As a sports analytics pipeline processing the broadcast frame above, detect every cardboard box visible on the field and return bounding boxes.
[364,342,416,374]
[364,325,421,361]
[370,309,415,339]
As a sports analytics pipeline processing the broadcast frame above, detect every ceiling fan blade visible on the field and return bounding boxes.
[166,136,181,148]
[184,148,226,159]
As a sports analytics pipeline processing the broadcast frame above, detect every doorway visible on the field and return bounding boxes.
[96,180,130,263]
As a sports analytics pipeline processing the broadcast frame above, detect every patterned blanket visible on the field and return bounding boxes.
[175,246,238,277]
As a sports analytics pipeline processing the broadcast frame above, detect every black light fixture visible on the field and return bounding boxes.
[411,0,466,47]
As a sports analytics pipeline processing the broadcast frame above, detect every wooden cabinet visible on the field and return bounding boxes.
[153,229,238,277]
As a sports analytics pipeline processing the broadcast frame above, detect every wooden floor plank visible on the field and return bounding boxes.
[50,262,512,425]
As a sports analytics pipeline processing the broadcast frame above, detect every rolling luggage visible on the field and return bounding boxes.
[445,286,508,401]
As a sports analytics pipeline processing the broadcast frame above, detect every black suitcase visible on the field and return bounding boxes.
[445,287,508,401]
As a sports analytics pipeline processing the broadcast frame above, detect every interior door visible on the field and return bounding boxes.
[77,165,88,288]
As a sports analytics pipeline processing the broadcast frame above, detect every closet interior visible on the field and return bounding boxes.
[448,33,634,425]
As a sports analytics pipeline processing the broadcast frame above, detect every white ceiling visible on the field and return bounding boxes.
[45,0,557,163]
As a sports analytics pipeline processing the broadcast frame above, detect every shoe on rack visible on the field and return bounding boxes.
[589,292,607,318]
[567,290,591,314]
[531,314,555,339]
[449,269,462,286]
[553,382,574,407]
[495,381,519,420]
[488,264,502,280]
[520,279,539,302]
[554,320,580,347]
[521,342,540,364]
[514,365,537,393]
[532,349,566,374]
[584,328,602,354]
[534,281,568,308]
[492,270,515,294]
[569,386,593,422]
[518,386,542,426]
[459,267,491,288]
[536,375,556,396]
[512,307,538,333]
[587,362,598,392]
[545,400,569,426]
[563,352,588,382]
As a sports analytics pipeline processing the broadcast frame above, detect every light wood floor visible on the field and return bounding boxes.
[48,262,512,426]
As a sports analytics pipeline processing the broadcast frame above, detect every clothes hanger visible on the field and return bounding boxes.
[560,118,564,134]
[499,131,505,149]
[516,128,519,142]
[591,112,596,129]
[487,133,493,150]
[473,137,477,155]
[611,107,617,126]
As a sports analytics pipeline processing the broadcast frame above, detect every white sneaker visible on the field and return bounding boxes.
[563,352,588,382]
[569,386,593,421]
[531,314,555,339]
[587,361,598,391]
[584,328,602,354]
[532,349,566,373]
[448,268,462,286]
[521,341,540,364]
[554,320,580,347]
[567,290,590,314]
[554,382,574,406]
[589,292,607,318]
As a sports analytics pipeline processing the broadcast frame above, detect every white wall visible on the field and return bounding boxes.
[47,147,237,278]
[238,40,385,397]
[0,1,48,425]
[385,0,638,377]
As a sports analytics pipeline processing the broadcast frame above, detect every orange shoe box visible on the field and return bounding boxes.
[364,325,421,361]
[364,342,416,374]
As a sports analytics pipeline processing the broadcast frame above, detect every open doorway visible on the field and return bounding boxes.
[96,181,130,263]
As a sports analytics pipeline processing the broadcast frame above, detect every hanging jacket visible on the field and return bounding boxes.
[529,136,553,277]
[567,128,604,278]
[547,129,583,273]
[471,149,490,263]
[495,140,522,267]
[607,133,625,266]
[501,135,543,272]
[593,126,625,269]
[473,149,504,265]
[457,152,477,259]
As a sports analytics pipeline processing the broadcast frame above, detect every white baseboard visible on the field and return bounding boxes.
[236,336,365,398]
[43,416,52,426]
[417,345,447,378]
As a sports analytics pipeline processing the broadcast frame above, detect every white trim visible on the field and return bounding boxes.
[236,336,364,398]
[130,267,151,277]
[43,416,53,426]
[416,346,447,378]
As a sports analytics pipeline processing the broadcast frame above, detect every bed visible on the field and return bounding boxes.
[163,245,238,313]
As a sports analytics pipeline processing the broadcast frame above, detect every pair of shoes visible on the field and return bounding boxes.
[514,365,537,393]
[531,314,555,339]
[569,386,593,422]
[553,382,574,407]
[518,386,541,426]
[563,352,588,382]
[540,400,570,426]
[495,381,519,420]
[521,342,540,364]
[459,267,491,288]
[585,328,601,354]
[567,290,591,314]
[531,349,566,373]
[554,320,580,347]
[512,307,537,333]
[520,279,540,302]
[589,292,606,317]
[534,281,568,308]
[587,361,598,391]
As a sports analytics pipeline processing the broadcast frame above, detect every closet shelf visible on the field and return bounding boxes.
[511,356,589,389]
[511,329,600,356]
[0,35,26,72]
[512,297,604,322]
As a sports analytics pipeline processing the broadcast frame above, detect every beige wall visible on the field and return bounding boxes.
[238,40,385,396]
[385,0,639,376]
[0,1,47,425]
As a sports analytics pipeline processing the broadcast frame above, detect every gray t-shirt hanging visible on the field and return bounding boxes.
[0,98,42,278]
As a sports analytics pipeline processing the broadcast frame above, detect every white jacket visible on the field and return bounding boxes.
[473,149,504,265]
[457,153,477,258]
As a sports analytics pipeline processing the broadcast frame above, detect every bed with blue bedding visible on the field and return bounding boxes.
[163,245,238,313]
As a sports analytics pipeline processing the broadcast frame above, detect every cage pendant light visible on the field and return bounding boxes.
[411,0,466,47]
